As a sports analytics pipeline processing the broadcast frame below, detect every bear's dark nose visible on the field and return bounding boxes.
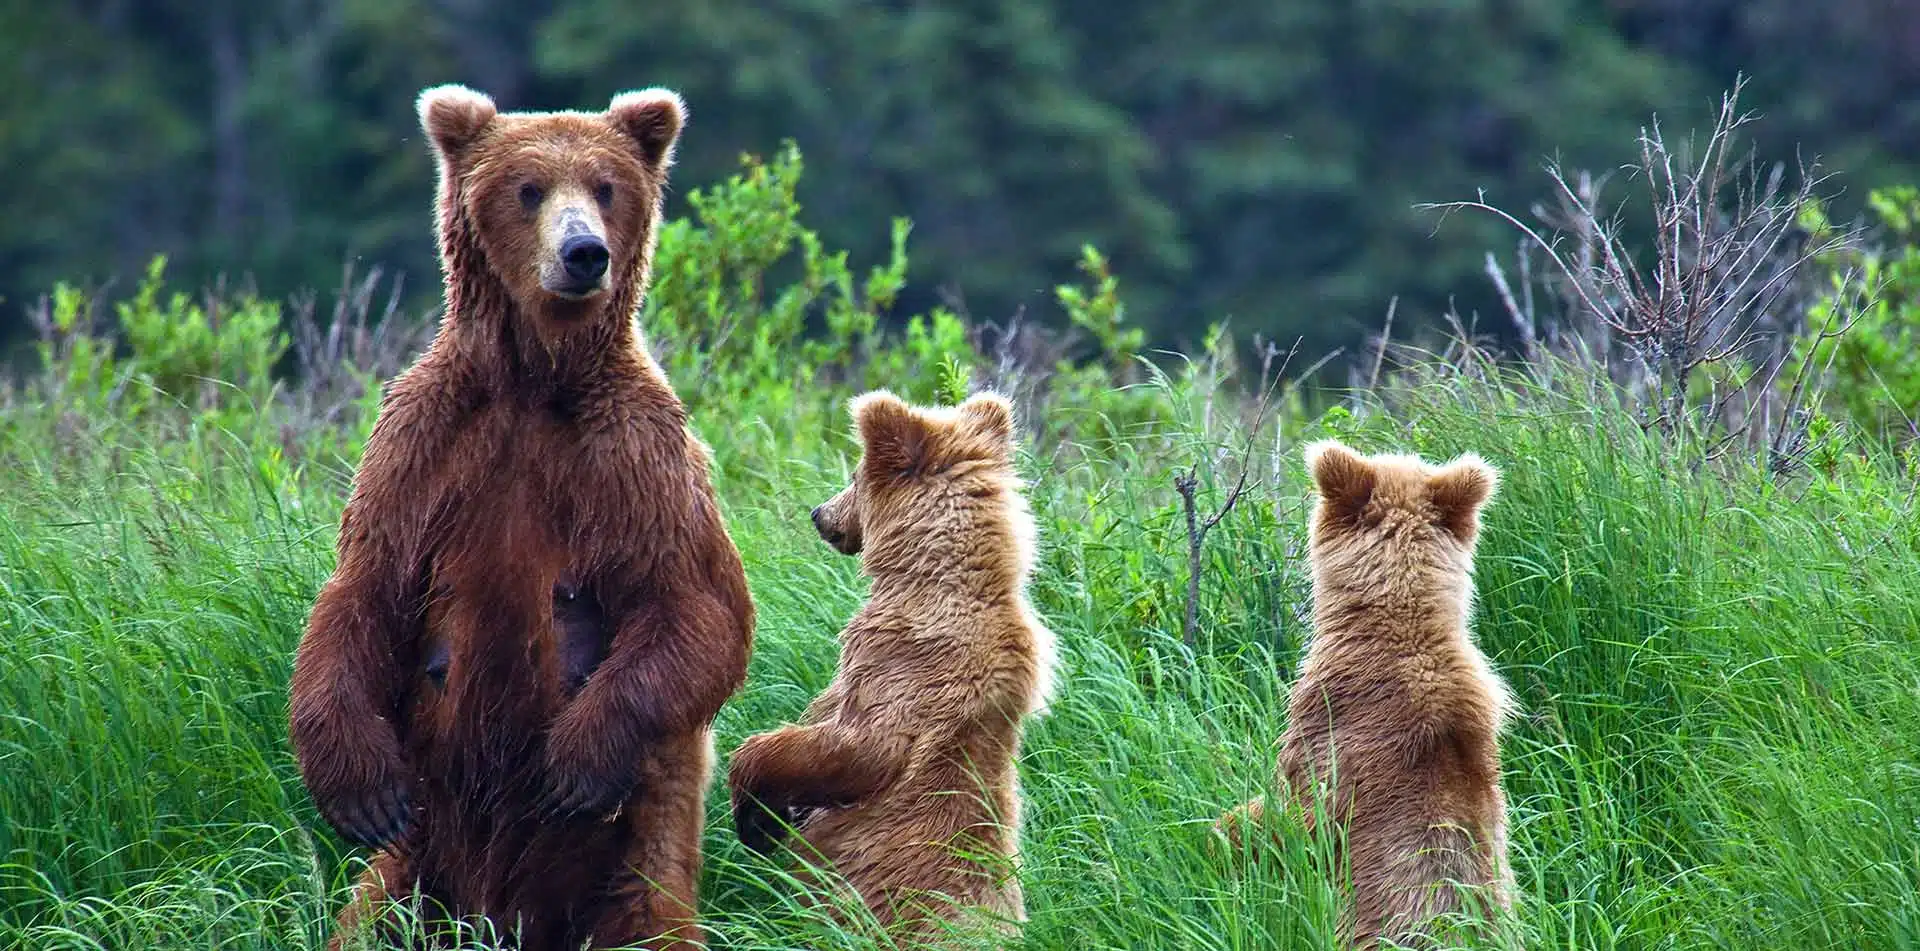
[560,233,610,285]
[810,506,842,546]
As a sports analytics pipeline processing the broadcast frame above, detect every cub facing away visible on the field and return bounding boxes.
[727,390,1058,939]
[1220,440,1516,947]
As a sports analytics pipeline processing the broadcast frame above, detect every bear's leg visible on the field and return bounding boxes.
[1213,795,1269,848]
[726,722,907,853]
[1368,817,1507,949]
[328,850,417,951]
[589,730,712,950]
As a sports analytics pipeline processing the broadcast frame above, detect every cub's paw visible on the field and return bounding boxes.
[730,792,797,855]
[1211,796,1266,850]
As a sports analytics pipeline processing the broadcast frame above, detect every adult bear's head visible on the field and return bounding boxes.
[416,84,684,340]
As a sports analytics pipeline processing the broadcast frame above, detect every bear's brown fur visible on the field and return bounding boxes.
[726,391,1057,940]
[1218,440,1514,948]
[288,84,754,951]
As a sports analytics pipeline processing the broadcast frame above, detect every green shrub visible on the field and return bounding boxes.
[1798,186,1920,444]
[27,255,287,423]
[118,255,288,407]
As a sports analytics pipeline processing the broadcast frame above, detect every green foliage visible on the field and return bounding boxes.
[28,256,288,434]
[1038,246,1185,447]
[641,143,982,440]
[1056,246,1143,370]
[31,282,124,410]
[4,157,1920,951]
[118,256,289,405]
[1798,186,1920,443]
[8,3,1920,359]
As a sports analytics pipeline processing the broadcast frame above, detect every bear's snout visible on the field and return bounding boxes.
[559,233,610,288]
[810,505,842,547]
[811,504,861,555]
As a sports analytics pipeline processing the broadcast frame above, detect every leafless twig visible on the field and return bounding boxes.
[1368,296,1398,390]
[1173,363,1286,649]
[284,260,432,428]
[1484,252,1537,360]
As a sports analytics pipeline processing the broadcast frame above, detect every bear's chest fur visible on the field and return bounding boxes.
[412,390,688,569]
[396,389,689,772]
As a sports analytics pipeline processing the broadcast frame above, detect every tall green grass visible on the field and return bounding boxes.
[2,348,1915,950]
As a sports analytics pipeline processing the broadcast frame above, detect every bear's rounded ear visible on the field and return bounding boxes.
[957,392,1016,450]
[417,84,497,166]
[851,390,927,479]
[1428,452,1499,540]
[607,88,686,172]
[1304,439,1376,519]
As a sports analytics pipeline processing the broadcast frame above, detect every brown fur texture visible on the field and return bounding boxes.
[289,84,754,951]
[1218,440,1515,948]
[726,391,1058,941]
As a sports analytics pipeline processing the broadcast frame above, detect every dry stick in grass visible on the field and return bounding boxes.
[1173,358,1289,649]
[1368,296,1398,390]
[1174,465,1250,650]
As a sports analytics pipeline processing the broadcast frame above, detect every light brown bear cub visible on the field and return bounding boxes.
[1219,439,1515,948]
[727,390,1057,939]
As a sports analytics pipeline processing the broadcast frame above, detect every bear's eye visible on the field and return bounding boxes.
[518,182,545,211]
[593,182,614,209]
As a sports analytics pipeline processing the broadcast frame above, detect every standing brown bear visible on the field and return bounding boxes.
[1218,440,1515,948]
[289,84,754,951]
[727,391,1057,942]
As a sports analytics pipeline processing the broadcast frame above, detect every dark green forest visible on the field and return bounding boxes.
[5,0,1918,357]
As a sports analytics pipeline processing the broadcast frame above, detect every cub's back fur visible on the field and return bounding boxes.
[1225,439,1515,948]
[728,391,1056,940]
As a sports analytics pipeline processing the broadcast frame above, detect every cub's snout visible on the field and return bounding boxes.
[810,504,858,555]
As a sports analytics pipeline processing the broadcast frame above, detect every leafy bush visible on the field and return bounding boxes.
[1798,186,1920,445]
[27,255,287,421]
[644,144,969,408]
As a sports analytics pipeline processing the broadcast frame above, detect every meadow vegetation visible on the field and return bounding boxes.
[1,122,1917,949]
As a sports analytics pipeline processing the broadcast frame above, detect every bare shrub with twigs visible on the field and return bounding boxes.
[282,262,435,428]
[1428,78,1866,465]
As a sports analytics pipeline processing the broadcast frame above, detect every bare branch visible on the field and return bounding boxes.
[1439,78,1864,451]
[1174,460,1254,650]
[1368,296,1398,390]
[1173,358,1286,649]
[1484,253,1537,359]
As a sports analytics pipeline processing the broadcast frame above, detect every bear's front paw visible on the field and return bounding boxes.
[313,768,414,849]
[543,716,639,817]
[731,791,797,855]
[543,762,638,817]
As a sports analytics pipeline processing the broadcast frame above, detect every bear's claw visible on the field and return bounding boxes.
[731,794,795,855]
[543,768,636,818]
[324,781,412,848]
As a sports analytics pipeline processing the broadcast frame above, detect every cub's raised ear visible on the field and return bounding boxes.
[957,392,1016,452]
[1428,452,1499,540]
[417,84,497,166]
[607,88,686,171]
[851,390,928,479]
[1304,439,1376,520]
